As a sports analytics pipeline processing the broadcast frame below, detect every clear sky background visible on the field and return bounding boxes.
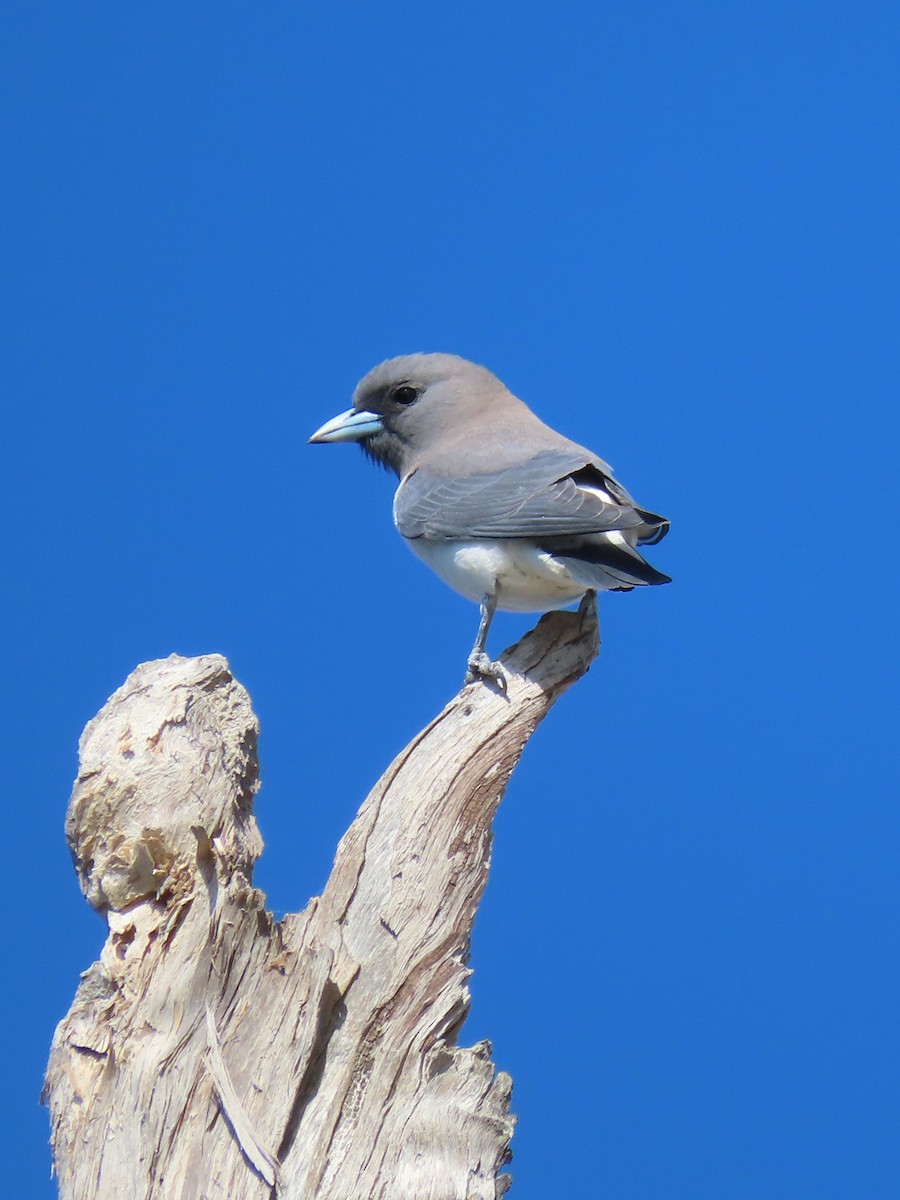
[3,3,898,1197]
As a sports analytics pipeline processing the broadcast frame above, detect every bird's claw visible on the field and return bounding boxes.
[465,651,507,692]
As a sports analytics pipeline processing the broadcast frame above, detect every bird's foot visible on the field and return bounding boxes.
[578,588,599,635]
[465,650,507,692]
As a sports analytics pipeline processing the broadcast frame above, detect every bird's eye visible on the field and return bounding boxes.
[393,384,418,405]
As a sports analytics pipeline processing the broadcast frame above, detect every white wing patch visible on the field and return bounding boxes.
[592,527,641,550]
[576,483,615,505]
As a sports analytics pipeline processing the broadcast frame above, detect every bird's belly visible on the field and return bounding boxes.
[405,537,588,612]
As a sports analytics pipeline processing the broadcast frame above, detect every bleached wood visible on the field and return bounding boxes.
[44,607,598,1200]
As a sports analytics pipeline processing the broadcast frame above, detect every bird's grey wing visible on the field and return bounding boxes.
[395,449,667,541]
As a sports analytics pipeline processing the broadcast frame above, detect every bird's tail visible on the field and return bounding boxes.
[548,535,671,592]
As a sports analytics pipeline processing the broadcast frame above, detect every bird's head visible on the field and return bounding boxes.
[308,353,509,475]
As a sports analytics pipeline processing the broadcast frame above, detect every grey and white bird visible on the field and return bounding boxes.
[310,353,670,687]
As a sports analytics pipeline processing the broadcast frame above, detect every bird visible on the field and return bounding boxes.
[309,353,670,688]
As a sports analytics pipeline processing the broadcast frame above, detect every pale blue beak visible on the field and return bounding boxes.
[308,407,384,444]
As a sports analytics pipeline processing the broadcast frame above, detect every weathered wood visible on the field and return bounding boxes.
[44,607,599,1200]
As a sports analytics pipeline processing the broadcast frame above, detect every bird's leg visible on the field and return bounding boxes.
[465,593,506,690]
[578,587,599,635]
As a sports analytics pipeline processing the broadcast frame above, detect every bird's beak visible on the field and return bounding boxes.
[308,407,384,444]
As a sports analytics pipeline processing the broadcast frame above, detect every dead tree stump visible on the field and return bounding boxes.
[44,608,599,1200]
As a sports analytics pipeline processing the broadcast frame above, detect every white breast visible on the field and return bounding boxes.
[404,537,588,613]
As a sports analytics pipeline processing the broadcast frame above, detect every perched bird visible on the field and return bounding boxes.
[310,353,670,687]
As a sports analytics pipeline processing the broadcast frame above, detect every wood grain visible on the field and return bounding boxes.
[44,608,598,1199]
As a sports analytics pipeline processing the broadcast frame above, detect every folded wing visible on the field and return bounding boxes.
[395,449,669,546]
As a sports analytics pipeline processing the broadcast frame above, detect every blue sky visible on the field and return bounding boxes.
[3,3,898,1196]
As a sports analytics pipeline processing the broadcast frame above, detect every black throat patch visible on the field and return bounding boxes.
[360,429,405,476]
